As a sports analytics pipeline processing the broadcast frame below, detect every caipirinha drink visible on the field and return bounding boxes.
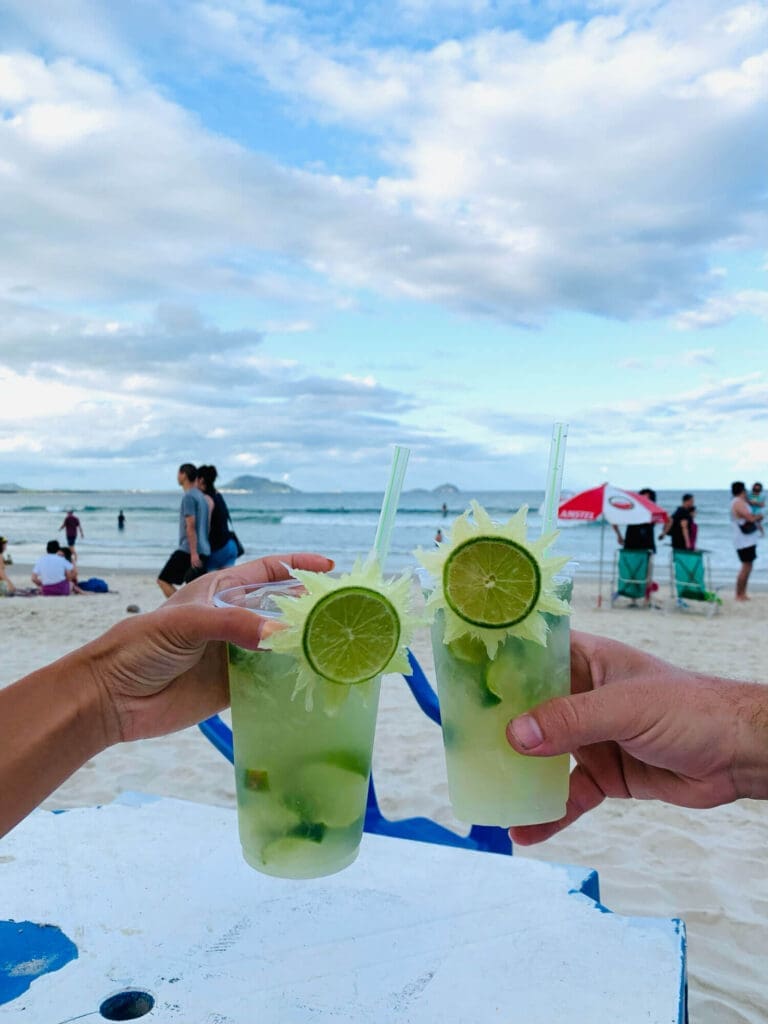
[418,501,572,827]
[216,562,415,879]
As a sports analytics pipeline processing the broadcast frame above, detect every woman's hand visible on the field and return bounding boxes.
[0,553,333,838]
[85,553,333,745]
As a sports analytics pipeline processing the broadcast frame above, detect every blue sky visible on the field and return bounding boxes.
[0,0,765,492]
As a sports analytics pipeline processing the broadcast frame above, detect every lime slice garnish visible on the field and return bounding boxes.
[443,536,541,629]
[302,586,401,685]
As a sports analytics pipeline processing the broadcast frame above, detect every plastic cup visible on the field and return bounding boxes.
[430,575,572,827]
[214,581,382,879]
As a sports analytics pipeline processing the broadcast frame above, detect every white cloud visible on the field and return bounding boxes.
[673,290,768,329]
[0,2,765,322]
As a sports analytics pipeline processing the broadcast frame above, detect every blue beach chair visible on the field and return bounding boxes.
[198,648,512,857]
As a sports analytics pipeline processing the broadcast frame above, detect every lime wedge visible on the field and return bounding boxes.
[447,633,487,665]
[302,586,400,685]
[292,760,368,827]
[260,834,325,869]
[443,537,541,629]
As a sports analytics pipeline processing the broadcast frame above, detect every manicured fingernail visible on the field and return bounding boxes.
[509,714,543,750]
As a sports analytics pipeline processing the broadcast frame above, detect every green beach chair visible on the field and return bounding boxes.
[611,549,653,608]
[670,550,721,614]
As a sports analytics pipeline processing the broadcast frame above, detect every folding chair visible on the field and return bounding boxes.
[198,648,512,857]
[670,550,721,615]
[611,549,653,608]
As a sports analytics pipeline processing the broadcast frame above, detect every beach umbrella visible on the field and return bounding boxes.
[558,484,669,607]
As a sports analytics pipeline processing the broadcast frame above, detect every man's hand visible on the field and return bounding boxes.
[84,553,333,745]
[506,631,768,845]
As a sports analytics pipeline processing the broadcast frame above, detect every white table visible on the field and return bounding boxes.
[0,795,686,1022]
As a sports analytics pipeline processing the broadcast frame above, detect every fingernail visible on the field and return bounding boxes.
[509,714,543,750]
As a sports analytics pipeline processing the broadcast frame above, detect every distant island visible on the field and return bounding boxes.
[404,483,461,497]
[0,482,22,493]
[222,474,299,494]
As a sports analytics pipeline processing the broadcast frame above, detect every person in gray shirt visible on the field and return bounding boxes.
[157,463,211,598]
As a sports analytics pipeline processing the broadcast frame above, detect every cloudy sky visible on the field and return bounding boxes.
[0,0,765,492]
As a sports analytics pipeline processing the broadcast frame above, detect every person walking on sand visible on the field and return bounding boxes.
[196,465,240,570]
[59,510,84,552]
[730,481,762,602]
[157,463,210,598]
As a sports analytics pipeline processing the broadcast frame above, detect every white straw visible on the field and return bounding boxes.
[541,423,568,536]
[371,445,410,570]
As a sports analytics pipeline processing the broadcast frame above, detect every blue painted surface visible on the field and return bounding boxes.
[0,920,78,1005]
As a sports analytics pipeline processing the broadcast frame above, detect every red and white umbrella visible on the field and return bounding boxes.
[558,483,669,606]
[559,483,668,526]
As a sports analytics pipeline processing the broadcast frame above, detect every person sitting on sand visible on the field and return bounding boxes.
[0,553,767,843]
[0,536,15,595]
[58,546,86,595]
[31,540,76,597]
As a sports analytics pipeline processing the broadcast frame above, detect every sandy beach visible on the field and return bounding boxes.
[2,566,766,1023]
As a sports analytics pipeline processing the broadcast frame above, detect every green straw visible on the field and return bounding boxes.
[371,445,410,570]
[541,422,568,536]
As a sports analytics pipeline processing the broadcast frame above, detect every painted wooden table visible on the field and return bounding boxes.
[0,795,687,1023]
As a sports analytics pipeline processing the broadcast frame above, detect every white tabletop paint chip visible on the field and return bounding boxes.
[0,796,686,1023]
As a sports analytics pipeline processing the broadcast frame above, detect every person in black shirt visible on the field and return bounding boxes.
[196,465,239,570]
[621,487,658,552]
[660,493,695,550]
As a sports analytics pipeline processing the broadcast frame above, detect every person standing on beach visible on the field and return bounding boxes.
[730,481,762,602]
[118,510,126,531]
[612,487,658,552]
[196,465,239,570]
[157,463,210,598]
[659,493,695,550]
[59,510,83,553]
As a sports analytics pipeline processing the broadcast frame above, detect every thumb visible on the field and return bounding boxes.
[506,686,638,756]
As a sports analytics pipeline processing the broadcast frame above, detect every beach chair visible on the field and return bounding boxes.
[198,648,512,858]
[670,550,721,615]
[611,549,653,608]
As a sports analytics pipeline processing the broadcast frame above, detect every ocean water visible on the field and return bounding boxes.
[0,488,761,592]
